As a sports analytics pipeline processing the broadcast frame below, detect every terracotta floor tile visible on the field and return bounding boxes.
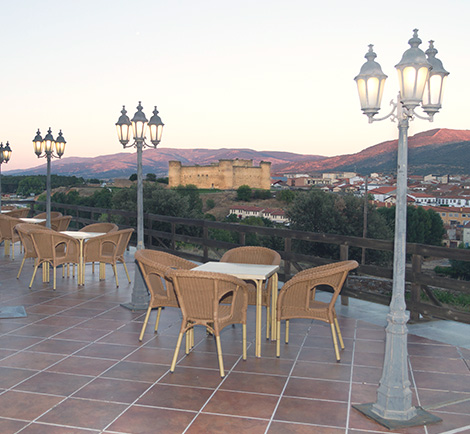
[186,413,268,434]
[8,324,66,338]
[292,360,351,381]
[268,421,345,434]
[353,351,384,368]
[0,351,65,370]
[275,396,348,427]
[285,377,349,401]
[46,355,116,376]
[426,411,470,434]
[298,346,353,364]
[203,390,278,419]
[354,340,386,354]
[233,356,295,375]
[102,360,168,382]
[0,418,27,434]
[408,343,461,358]
[13,371,92,396]
[352,365,383,385]
[38,397,127,430]
[124,346,175,365]
[0,390,63,420]
[349,407,426,433]
[410,355,470,374]
[418,389,470,414]
[107,405,195,434]
[159,366,224,388]
[0,366,38,388]
[27,338,88,355]
[75,342,136,360]
[18,424,99,434]
[137,383,213,411]
[74,377,149,403]
[178,350,240,371]
[76,318,128,331]
[0,334,42,350]
[221,371,287,395]
[414,370,470,393]
[53,327,111,341]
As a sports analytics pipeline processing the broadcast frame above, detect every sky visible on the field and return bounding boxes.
[1,0,469,172]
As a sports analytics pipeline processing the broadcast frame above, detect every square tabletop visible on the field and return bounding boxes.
[193,262,279,280]
[60,231,106,240]
[19,217,46,223]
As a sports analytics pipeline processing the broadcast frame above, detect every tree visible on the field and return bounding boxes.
[276,189,295,204]
[236,185,252,201]
[129,173,137,181]
[145,173,157,182]
[174,184,203,217]
[16,177,45,196]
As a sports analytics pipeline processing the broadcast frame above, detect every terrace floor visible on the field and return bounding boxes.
[0,245,469,434]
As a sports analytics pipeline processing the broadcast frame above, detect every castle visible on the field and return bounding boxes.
[168,159,271,190]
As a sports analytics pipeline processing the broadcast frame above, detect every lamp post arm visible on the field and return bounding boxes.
[369,99,398,123]
[412,110,434,122]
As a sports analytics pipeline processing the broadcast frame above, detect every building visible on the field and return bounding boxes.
[168,159,271,190]
[229,205,289,224]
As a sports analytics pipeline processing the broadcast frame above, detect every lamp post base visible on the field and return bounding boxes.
[353,404,441,430]
[120,260,149,311]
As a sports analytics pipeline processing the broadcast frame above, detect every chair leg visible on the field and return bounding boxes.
[330,323,341,362]
[215,335,225,377]
[29,264,39,288]
[185,331,190,354]
[266,306,270,340]
[17,257,26,279]
[190,328,194,348]
[285,319,289,344]
[112,264,119,287]
[122,261,131,283]
[53,266,57,290]
[139,306,152,342]
[11,241,15,260]
[334,317,345,350]
[154,307,162,333]
[92,262,95,273]
[276,320,281,357]
[170,332,184,372]
[242,323,247,360]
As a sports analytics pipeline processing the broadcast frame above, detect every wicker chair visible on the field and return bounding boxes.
[14,223,54,279]
[28,230,80,290]
[83,228,134,287]
[0,215,23,258]
[34,211,63,219]
[50,216,72,231]
[79,223,118,233]
[220,246,281,338]
[276,260,358,361]
[4,208,30,218]
[135,249,197,341]
[167,268,248,377]
[1,205,16,210]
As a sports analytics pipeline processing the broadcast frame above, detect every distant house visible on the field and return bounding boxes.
[229,205,289,224]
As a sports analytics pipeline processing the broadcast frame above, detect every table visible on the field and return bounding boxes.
[193,262,279,357]
[19,218,46,224]
[60,231,105,285]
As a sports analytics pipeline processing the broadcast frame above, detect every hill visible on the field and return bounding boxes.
[6,128,470,178]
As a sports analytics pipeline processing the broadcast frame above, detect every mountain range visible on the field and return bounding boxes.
[6,128,470,179]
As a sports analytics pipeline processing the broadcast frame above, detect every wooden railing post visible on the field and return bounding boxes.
[239,232,246,246]
[203,223,209,262]
[410,254,422,322]
[340,243,350,306]
[284,237,292,279]
[171,222,176,251]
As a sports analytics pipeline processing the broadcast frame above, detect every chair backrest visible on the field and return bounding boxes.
[279,260,359,310]
[135,249,196,306]
[79,223,118,233]
[34,211,63,219]
[14,223,52,258]
[29,230,78,262]
[51,216,72,231]
[166,268,248,323]
[4,208,30,218]
[221,246,281,266]
[1,205,16,210]
[115,228,134,257]
[0,215,23,238]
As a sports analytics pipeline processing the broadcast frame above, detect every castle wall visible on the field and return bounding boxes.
[168,159,271,190]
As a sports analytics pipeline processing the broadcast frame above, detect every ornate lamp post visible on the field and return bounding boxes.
[0,142,12,209]
[33,129,66,228]
[115,102,164,310]
[353,30,448,429]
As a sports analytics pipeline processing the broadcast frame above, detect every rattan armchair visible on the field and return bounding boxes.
[29,230,80,290]
[221,246,281,338]
[34,211,63,219]
[0,215,23,258]
[14,223,54,279]
[78,223,118,233]
[50,216,72,231]
[83,228,134,287]
[276,260,358,361]
[4,208,29,218]
[167,268,248,377]
[135,249,197,341]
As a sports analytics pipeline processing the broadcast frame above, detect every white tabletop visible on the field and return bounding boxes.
[193,262,279,280]
[60,231,106,240]
[19,218,46,223]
